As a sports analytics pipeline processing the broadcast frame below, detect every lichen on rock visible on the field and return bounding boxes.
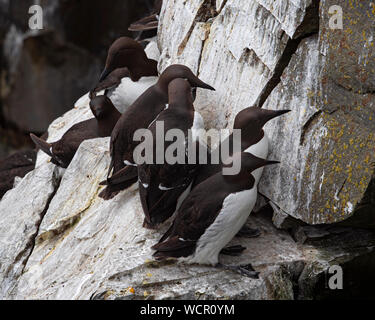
[0,0,375,300]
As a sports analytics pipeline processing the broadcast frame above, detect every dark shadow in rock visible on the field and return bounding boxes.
[2,31,101,133]
[0,149,36,199]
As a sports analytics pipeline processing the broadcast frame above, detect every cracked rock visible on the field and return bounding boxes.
[159,0,374,227]
[0,1,374,300]
[0,161,60,298]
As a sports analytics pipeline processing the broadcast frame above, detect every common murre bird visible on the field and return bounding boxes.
[191,107,290,241]
[30,96,121,168]
[89,67,131,99]
[193,107,291,188]
[137,78,206,228]
[152,152,279,278]
[90,37,159,113]
[99,64,215,200]
[233,107,290,184]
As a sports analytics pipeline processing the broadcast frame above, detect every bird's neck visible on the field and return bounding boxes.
[236,127,264,151]
[98,111,121,137]
[130,59,158,81]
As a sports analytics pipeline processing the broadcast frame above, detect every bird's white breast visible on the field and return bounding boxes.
[108,76,158,113]
[245,133,269,184]
[184,187,258,266]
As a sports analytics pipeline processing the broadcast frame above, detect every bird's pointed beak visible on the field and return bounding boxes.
[189,75,215,91]
[264,159,280,166]
[261,109,291,126]
[252,159,280,172]
[265,109,291,121]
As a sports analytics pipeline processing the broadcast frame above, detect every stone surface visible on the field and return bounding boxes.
[0,94,373,299]
[0,160,60,298]
[0,1,375,301]
[2,31,101,133]
[158,0,375,227]
[0,0,152,155]
[261,0,375,226]
[0,65,372,299]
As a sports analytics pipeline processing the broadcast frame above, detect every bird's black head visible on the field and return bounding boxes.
[158,64,215,94]
[234,107,291,131]
[99,37,156,82]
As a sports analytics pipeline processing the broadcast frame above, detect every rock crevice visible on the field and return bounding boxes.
[0,0,374,300]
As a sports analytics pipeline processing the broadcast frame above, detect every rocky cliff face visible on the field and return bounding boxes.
[158,0,375,228]
[0,0,374,300]
[0,0,151,150]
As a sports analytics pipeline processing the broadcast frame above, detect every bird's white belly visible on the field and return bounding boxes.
[108,76,158,113]
[245,133,269,185]
[184,187,258,266]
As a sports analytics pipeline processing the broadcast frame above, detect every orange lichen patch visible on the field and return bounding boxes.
[297,110,375,224]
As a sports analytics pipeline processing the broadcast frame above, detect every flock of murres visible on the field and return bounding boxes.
[30,36,290,278]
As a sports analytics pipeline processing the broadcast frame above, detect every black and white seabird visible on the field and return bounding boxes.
[90,37,159,113]
[137,78,206,228]
[193,107,290,187]
[191,107,290,240]
[152,152,279,278]
[30,96,121,169]
[233,107,290,184]
[99,64,215,200]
